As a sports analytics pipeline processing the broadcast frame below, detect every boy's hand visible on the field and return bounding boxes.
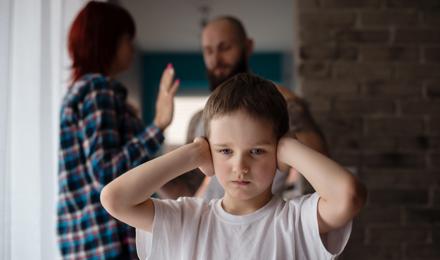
[193,137,215,177]
[277,132,298,173]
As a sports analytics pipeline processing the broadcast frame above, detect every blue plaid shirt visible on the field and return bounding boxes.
[57,74,164,259]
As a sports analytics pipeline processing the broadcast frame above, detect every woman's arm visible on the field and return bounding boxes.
[100,138,212,232]
[74,65,178,189]
[277,137,367,234]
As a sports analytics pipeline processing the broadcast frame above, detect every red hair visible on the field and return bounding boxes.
[68,1,136,82]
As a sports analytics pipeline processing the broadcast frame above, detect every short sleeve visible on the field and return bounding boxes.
[296,193,352,258]
[136,197,207,259]
[136,228,152,260]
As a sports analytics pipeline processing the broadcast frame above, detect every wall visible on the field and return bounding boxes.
[293,0,440,259]
[118,0,294,51]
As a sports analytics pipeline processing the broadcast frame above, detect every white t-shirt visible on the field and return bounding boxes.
[136,193,352,260]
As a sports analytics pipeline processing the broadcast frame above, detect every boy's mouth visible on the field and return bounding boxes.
[232,180,251,186]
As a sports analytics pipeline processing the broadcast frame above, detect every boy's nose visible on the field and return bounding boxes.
[233,156,249,175]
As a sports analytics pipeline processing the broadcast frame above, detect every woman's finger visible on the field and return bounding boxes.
[159,63,174,90]
[170,79,180,96]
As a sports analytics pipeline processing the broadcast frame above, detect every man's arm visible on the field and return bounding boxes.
[277,137,367,235]
[100,139,212,232]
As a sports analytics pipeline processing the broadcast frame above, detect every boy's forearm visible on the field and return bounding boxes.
[102,142,203,208]
[279,138,365,206]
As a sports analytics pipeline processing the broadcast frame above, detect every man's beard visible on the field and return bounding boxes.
[206,52,248,92]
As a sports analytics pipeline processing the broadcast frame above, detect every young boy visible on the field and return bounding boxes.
[101,73,367,259]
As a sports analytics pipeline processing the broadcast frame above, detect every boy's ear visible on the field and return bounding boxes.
[193,136,215,177]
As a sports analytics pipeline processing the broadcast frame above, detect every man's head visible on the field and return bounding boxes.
[201,16,254,91]
[202,73,288,202]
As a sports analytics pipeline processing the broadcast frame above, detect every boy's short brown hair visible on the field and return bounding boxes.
[203,73,289,139]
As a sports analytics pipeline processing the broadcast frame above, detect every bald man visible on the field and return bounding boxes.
[157,16,327,199]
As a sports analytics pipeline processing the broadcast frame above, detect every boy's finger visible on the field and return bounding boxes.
[193,136,208,144]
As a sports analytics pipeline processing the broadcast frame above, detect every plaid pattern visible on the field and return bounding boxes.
[57,74,164,259]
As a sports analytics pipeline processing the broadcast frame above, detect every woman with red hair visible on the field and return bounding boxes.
[57,2,178,259]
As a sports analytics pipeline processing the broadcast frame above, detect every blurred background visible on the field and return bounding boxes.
[112,0,294,147]
[1,0,440,259]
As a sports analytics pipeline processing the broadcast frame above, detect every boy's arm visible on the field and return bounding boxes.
[277,137,367,234]
[100,138,213,232]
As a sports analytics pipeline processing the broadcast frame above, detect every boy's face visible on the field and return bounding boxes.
[208,110,277,203]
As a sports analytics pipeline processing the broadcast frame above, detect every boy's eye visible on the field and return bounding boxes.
[250,148,265,155]
[217,149,232,155]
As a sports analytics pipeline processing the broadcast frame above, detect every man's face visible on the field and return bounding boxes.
[208,110,277,204]
[202,20,249,91]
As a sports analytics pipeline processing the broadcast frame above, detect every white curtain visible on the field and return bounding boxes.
[0,0,86,259]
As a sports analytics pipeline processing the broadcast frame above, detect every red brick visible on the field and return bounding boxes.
[340,245,402,260]
[362,79,423,97]
[395,29,440,44]
[424,47,440,62]
[434,190,440,206]
[363,152,426,168]
[405,208,440,224]
[429,117,440,135]
[368,226,430,245]
[299,28,332,45]
[333,62,393,79]
[422,12,440,27]
[401,100,440,116]
[326,134,362,151]
[315,115,363,135]
[298,62,331,78]
[365,117,425,136]
[356,206,402,224]
[300,28,390,45]
[339,29,390,43]
[360,11,419,27]
[300,11,356,29]
[426,84,440,99]
[306,96,332,113]
[433,226,440,243]
[359,46,420,62]
[302,79,359,97]
[405,244,440,259]
[396,136,436,151]
[322,0,382,9]
[368,189,429,206]
[395,64,440,80]
[300,45,358,61]
[429,152,440,168]
[359,136,397,152]
[362,169,439,189]
[332,97,395,115]
[387,0,440,9]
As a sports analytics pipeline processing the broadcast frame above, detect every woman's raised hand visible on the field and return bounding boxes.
[154,63,180,131]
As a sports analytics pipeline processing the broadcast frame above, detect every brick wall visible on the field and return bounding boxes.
[292,0,440,259]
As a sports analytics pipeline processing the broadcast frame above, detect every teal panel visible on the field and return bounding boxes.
[141,52,286,123]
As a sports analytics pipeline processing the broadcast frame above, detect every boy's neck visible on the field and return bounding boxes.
[221,189,273,215]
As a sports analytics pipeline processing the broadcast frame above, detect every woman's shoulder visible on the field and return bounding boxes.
[63,74,115,105]
[71,74,110,94]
